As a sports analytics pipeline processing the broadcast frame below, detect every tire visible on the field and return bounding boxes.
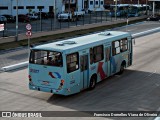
[118,63,125,75]
[89,76,96,90]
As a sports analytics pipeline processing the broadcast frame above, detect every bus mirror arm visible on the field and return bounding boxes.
[132,38,135,45]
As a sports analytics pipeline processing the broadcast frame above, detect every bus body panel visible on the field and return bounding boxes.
[29,64,68,95]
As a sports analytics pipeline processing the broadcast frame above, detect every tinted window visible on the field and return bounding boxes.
[112,38,128,56]
[67,52,79,73]
[30,50,63,67]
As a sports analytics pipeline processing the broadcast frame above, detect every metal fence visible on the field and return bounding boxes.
[0,11,144,38]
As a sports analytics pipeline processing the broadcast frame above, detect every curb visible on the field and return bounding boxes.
[1,61,28,72]
[132,27,160,38]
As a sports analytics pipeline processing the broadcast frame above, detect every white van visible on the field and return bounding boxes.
[26,13,39,20]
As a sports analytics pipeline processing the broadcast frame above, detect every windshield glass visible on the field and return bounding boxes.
[29,50,63,67]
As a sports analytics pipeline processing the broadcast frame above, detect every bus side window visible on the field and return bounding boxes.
[112,40,120,56]
[120,38,128,52]
[106,47,111,62]
[93,45,104,62]
[67,52,79,73]
[90,48,93,64]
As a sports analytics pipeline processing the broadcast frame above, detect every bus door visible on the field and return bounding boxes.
[105,47,111,77]
[80,54,89,90]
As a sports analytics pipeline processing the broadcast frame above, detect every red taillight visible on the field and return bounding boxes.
[28,75,31,79]
[61,80,64,84]
[28,75,32,82]
[58,80,65,90]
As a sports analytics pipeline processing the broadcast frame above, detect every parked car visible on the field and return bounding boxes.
[0,15,7,24]
[57,13,71,22]
[15,14,30,22]
[74,11,85,17]
[57,12,81,22]
[147,15,160,21]
[2,14,15,23]
[37,12,48,19]
[26,13,38,20]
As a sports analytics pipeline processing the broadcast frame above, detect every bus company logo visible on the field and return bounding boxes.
[30,68,39,73]
[2,112,11,117]
[48,72,61,79]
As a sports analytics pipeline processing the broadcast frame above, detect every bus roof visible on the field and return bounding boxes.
[32,31,131,53]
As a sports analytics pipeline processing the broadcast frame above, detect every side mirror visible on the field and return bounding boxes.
[132,38,135,45]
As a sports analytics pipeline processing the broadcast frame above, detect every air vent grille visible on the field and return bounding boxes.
[56,41,76,46]
[99,32,111,36]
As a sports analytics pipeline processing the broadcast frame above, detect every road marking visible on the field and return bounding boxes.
[127,28,137,31]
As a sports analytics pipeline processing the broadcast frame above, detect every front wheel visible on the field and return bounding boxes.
[89,77,96,90]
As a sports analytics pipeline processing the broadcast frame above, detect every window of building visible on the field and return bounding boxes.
[101,1,104,5]
[67,52,79,73]
[95,1,99,5]
[0,6,8,10]
[37,6,44,10]
[26,6,35,9]
[13,6,24,9]
[90,1,93,5]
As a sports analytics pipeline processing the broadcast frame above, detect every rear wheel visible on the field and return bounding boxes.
[89,76,96,90]
[118,63,125,74]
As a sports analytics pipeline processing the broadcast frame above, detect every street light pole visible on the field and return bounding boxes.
[146,0,148,15]
[15,0,18,41]
[68,0,71,12]
[11,0,13,15]
[54,0,56,30]
[114,0,117,20]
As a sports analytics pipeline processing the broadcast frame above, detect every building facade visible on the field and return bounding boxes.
[0,0,62,16]
[104,0,148,5]
[62,0,104,12]
[0,0,105,16]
